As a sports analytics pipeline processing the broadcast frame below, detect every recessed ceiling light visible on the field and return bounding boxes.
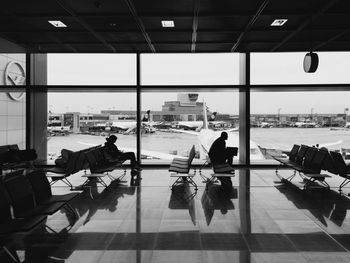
[271,19,288,26]
[161,20,175,28]
[109,23,117,27]
[48,20,67,28]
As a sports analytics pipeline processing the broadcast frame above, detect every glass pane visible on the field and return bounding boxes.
[251,52,350,84]
[0,53,26,148]
[141,90,239,165]
[141,53,240,85]
[0,90,26,149]
[250,91,350,163]
[48,54,136,85]
[47,92,136,160]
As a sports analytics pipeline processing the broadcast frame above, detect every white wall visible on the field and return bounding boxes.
[0,53,26,149]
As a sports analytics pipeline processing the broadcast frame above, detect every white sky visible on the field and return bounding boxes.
[48,53,350,114]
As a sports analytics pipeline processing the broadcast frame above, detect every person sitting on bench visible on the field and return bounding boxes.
[104,135,140,174]
[208,132,235,187]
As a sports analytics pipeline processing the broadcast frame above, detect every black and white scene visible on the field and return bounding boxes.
[2,0,350,262]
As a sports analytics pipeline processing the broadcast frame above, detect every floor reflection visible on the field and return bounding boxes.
[3,169,350,263]
[168,183,197,225]
[276,179,350,227]
[201,184,236,225]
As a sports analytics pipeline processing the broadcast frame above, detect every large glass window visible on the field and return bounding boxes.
[47,92,136,160]
[251,52,350,85]
[141,53,240,85]
[250,91,350,163]
[141,90,239,164]
[48,54,136,85]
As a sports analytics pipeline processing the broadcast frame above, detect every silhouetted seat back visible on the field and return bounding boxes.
[321,149,338,174]
[303,147,318,170]
[26,169,79,205]
[0,184,13,224]
[3,171,66,218]
[169,145,196,174]
[26,169,52,204]
[65,150,82,175]
[329,151,350,191]
[289,144,300,161]
[295,145,309,165]
[85,148,115,173]
[3,172,37,217]
[330,151,350,176]
[308,149,327,173]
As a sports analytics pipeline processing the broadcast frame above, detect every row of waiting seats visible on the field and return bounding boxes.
[169,145,236,191]
[0,169,79,260]
[273,144,350,191]
[45,145,127,189]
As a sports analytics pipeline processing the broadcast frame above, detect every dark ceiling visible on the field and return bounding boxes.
[1,0,350,53]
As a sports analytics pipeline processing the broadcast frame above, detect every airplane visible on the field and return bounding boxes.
[259,122,275,128]
[293,121,320,128]
[175,121,203,131]
[175,112,218,131]
[109,110,157,134]
[171,102,265,160]
[47,125,70,136]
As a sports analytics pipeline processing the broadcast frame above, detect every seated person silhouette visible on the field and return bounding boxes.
[104,135,140,174]
[208,132,235,188]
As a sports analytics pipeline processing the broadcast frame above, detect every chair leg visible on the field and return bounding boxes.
[64,203,79,219]
[187,177,198,190]
[286,170,296,181]
[97,177,108,187]
[106,172,117,181]
[45,224,58,234]
[62,178,73,189]
[339,178,350,192]
[2,246,20,263]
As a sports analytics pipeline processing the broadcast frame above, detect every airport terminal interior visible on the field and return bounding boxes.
[2,0,350,262]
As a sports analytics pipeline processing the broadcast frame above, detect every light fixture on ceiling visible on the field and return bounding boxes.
[271,19,288,26]
[161,20,175,28]
[48,20,67,28]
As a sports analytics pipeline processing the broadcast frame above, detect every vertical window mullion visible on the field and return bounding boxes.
[136,54,141,166]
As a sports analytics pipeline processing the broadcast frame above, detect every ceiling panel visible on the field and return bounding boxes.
[0,0,350,52]
[198,16,250,30]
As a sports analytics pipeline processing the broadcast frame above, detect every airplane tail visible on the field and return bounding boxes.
[203,102,208,130]
[142,110,151,122]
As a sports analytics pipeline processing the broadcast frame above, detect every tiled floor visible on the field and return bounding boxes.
[2,168,350,263]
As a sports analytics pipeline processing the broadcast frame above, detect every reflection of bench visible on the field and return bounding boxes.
[169,145,197,190]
